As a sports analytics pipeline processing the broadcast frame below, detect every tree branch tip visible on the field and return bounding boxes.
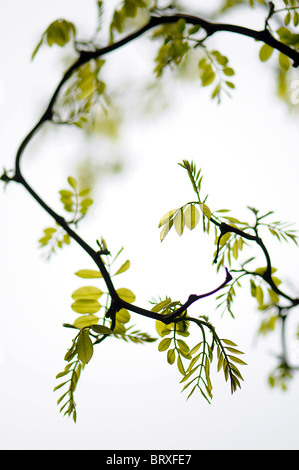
[0,169,19,186]
[225,267,233,283]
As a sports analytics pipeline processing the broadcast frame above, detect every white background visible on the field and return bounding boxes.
[1,0,299,450]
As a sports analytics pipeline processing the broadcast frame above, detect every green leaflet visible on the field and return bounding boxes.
[77,330,93,365]
[110,0,149,41]
[198,50,235,101]
[174,208,184,236]
[116,288,136,303]
[73,314,99,329]
[116,308,131,324]
[167,349,176,365]
[91,324,113,335]
[158,209,177,228]
[278,52,290,72]
[72,286,103,301]
[75,269,102,279]
[177,339,190,355]
[39,177,93,257]
[184,204,200,230]
[200,203,211,220]
[32,19,76,59]
[114,260,130,275]
[177,355,186,375]
[259,44,274,62]
[71,299,101,314]
[160,220,174,242]
[158,337,172,351]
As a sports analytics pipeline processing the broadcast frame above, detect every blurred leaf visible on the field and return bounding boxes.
[259,44,273,62]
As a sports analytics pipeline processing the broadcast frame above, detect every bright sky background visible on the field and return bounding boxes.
[1,0,299,450]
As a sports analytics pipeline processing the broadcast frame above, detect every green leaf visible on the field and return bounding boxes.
[78,187,90,197]
[177,339,190,355]
[31,36,44,60]
[114,260,130,275]
[255,285,264,306]
[278,52,290,71]
[174,208,184,236]
[73,314,99,329]
[32,19,76,60]
[268,288,280,304]
[217,353,224,372]
[188,25,201,35]
[158,337,172,351]
[225,347,245,355]
[67,176,77,189]
[190,342,202,355]
[167,348,176,365]
[177,355,186,375]
[91,324,113,335]
[200,203,211,219]
[116,288,136,303]
[53,381,69,391]
[71,299,101,314]
[75,269,102,279]
[152,298,171,314]
[221,338,238,347]
[200,66,216,86]
[259,44,274,62]
[158,209,177,228]
[223,66,235,76]
[77,330,93,364]
[186,384,197,400]
[232,240,238,259]
[71,286,103,300]
[116,308,131,324]
[180,365,199,383]
[285,11,291,26]
[228,355,247,366]
[160,220,174,242]
[184,204,200,230]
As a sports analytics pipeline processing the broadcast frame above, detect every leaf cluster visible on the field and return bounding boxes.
[158,161,212,241]
[268,361,293,391]
[109,0,150,42]
[38,177,93,257]
[32,19,76,60]
[153,19,236,102]
[55,244,156,420]
[153,20,190,77]
[56,59,108,128]
[153,300,246,402]
[198,50,235,102]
